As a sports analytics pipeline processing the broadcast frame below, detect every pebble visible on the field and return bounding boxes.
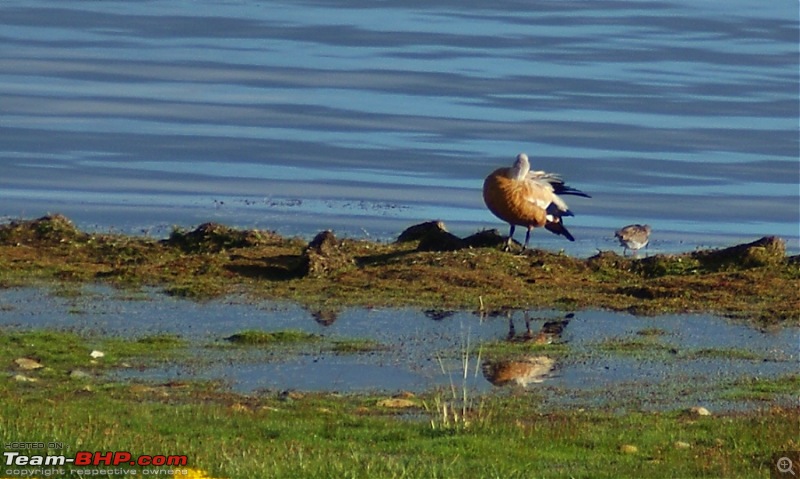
[619,444,638,454]
[687,406,712,416]
[14,358,44,370]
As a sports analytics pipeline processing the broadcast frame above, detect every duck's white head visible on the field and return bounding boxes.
[510,152,530,180]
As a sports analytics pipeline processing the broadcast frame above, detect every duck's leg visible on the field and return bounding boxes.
[523,312,533,340]
[504,224,516,251]
[523,226,532,250]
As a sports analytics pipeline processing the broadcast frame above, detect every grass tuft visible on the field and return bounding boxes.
[224,330,320,345]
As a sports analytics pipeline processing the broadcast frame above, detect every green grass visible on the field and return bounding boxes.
[224,329,320,346]
[220,330,387,354]
[0,382,794,478]
[595,337,677,357]
[1,328,797,478]
[0,329,186,374]
[722,374,800,401]
[595,337,773,362]
[330,338,387,353]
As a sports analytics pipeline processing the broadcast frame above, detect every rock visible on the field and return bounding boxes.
[686,406,711,417]
[0,214,85,245]
[14,358,44,370]
[163,222,268,253]
[395,221,466,251]
[619,444,638,454]
[674,441,691,449]
[308,230,338,255]
[299,230,352,277]
[692,236,786,270]
[377,398,417,409]
[13,374,38,383]
[397,221,449,243]
[417,230,465,252]
[90,350,105,359]
[462,229,509,248]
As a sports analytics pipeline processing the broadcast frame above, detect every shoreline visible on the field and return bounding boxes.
[1,214,797,326]
[2,214,797,479]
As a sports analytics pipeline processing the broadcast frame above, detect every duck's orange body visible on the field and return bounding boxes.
[483,167,549,230]
[483,153,589,250]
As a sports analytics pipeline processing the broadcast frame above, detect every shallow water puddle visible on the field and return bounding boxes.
[0,286,795,410]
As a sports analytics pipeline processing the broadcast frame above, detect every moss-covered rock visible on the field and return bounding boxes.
[164,222,273,253]
[0,214,86,245]
[300,230,353,277]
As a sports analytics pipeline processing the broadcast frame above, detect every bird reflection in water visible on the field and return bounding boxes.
[482,312,573,388]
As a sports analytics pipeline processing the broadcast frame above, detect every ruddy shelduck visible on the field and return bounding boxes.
[483,153,589,250]
[615,224,652,256]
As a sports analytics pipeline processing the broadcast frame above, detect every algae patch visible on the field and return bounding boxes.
[224,330,320,345]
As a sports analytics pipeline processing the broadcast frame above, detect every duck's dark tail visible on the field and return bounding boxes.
[542,175,591,199]
[545,221,575,242]
[557,185,591,198]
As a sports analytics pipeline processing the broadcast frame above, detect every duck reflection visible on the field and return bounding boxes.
[483,312,573,388]
[482,355,556,387]
[507,312,573,344]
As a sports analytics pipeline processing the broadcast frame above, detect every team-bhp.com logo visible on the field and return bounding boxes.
[5,451,187,467]
[5,451,187,468]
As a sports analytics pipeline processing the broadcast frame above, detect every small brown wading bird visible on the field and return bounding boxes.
[483,153,590,251]
[615,224,652,256]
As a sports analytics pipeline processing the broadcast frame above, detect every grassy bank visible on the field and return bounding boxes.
[2,328,798,479]
[0,215,797,326]
[2,389,796,479]
[1,215,797,478]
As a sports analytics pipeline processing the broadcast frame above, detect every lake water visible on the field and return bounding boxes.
[1,0,798,256]
[2,287,796,410]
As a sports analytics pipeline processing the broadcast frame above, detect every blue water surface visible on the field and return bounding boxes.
[1,0,798,256]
